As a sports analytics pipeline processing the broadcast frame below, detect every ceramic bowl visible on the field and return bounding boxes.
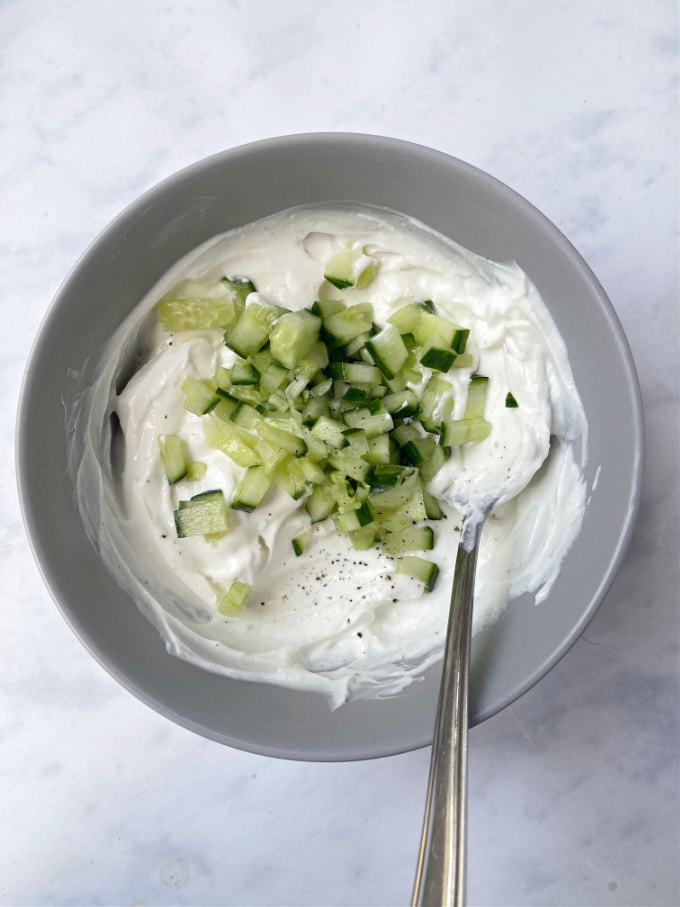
[17,134,644,760]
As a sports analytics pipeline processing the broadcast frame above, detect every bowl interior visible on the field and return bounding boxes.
[17,134,643,760]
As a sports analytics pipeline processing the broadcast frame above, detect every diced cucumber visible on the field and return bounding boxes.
[419,443,450,481]
[395,555,440,591]
[413,311,469,353]
[255,420,308,457]
[348,525,378,550]
[322,303,374,349]
[185,460,208,482]
[231,465,271,512]
[182,375,220,415]
[158,434,188,484]
[203,416,260,467]
[272,456,311,500]
[158,294,237,332]
[218,579,250,616]
[174,490,230,539]
[230,360,260,385]
[269,309,322,369]
[387,301,432,334]
[418,375,452,432]
[305,484,336,523]
[364,433,394,465]
[329,361,384,384]
[401,436,438,467]
[324,246,379,290]
[382,389,418,418]
[441,417,492,446]
[364,323,409,379]
[311,298,345,319]
[342,407,393,438]
[505,391,519,408]
[382,525,435,555]
[333,501,374,533]
[422,485,444,520]
[224,297,284,358]
[221,276,256,310]
[464,375,489,419]
[310,415,347,450]
[168,292,488,565]
[366,464,416,492]
[292,529,313,557]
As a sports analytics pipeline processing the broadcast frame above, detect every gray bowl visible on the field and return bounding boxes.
[17,134,644,761]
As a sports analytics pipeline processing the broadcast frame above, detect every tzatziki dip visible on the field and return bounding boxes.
[67,204,588,708]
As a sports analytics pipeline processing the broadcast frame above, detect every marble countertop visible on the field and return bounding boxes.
[2,1,678,905]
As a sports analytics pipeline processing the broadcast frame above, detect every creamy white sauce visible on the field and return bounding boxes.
[67,204,588,708]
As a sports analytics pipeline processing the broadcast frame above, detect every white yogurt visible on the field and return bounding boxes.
[67,204,588,708]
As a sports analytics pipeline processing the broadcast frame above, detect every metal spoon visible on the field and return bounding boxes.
[411,511,486,907]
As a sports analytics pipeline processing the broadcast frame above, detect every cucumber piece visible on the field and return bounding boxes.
[224,296,284,358]
[368,472,420,514]
[322,303,374,349]
[231,401,260,430]
[395,555,440,591]
[182,375,220,415]
[158,434,188,484]
[422,485,444,520]
[348,525,378,550]
[387,301,432,334]
[185,460,208,482]
[174,490,230,539]
[505,391,519,408]
[333,501,374,533]
[329,361,384,384]
[311,298,345,319]
[301,395,331,426]
[231,465,271,512]
[342,427,370,456]
[342,408,393,438]
[269,309,322,369]
[305,484,336,523]
[419,443,450,481]
[158,294,237,332]
[212,395,239,423]
[418,375,452,432]
[272,456,310,500]
[400,436,438,467]
[221,276,256,310]
[255,420,308,457]
[324,246,379,290]
[230,359,260,385]
[327,452,372,484]
[218,579,250,616]
[382,389,418,418]
[382,525,435,556]
[441,417,492,446]
[464,375,489,419]
[203,416,260,467]
[212,366,233,393]
[364,323,409,379]
[292,529,313,557]
[364,433,395,466]
[391,421,422,448]
[366,464,416,492]
[413,311,469,352]
[420,338,458,373]
[310,415,347,450]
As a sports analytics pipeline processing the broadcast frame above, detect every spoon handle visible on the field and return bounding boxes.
[411,527,481,907]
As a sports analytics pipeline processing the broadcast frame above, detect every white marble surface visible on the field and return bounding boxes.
[2,1,678,904]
